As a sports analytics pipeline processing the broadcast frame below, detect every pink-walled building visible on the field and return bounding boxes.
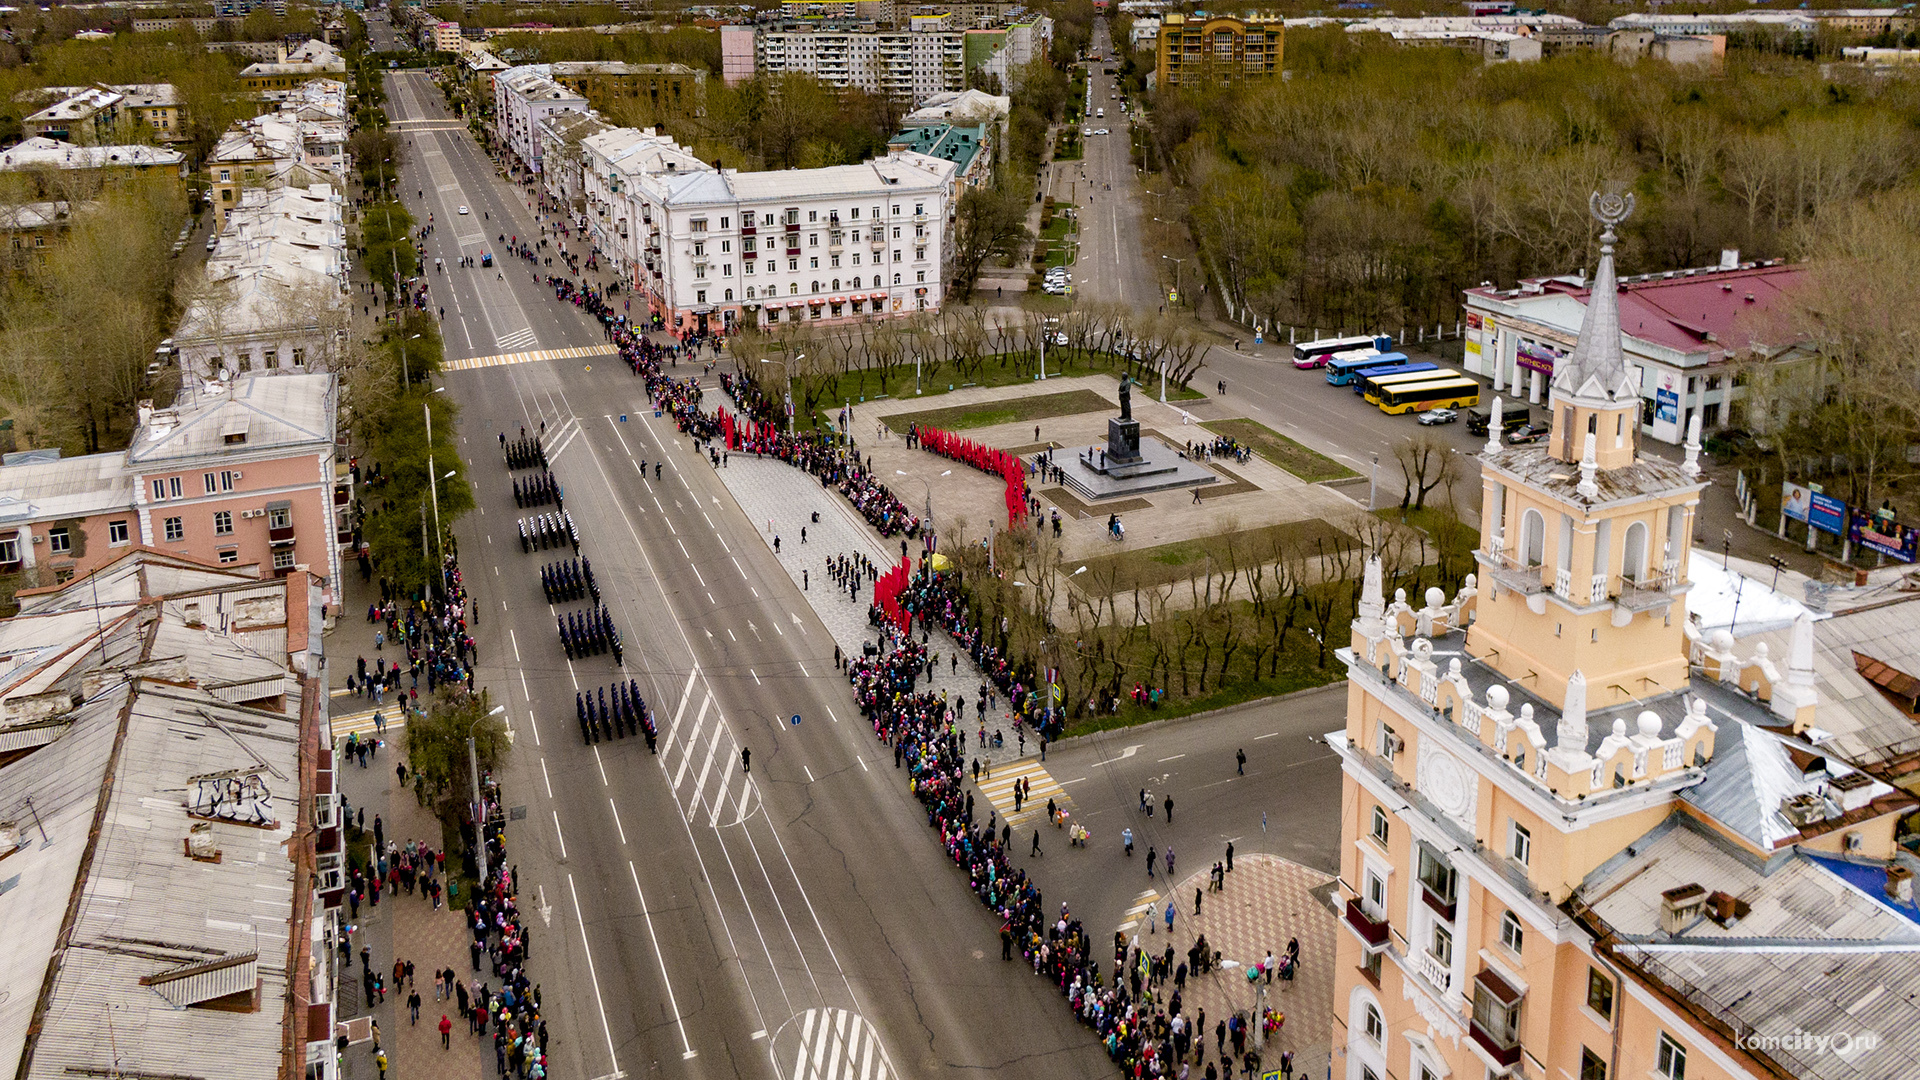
[0,372,345,610]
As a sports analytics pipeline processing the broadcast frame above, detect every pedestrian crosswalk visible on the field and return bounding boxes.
[1117,888,1161,935]
[657,674,758,828]
[443,344,618,372]
[330,706,407,740]
[782,1008,897,1080]
[975,756,1071,826]
[494,326,539,352]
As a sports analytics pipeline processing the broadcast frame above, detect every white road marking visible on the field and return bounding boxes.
[804,765,814,783]
[539,757,553,798]
[553,810,568,858]
[565,873,624,1074]
[1158,754,1186,762]
[1255,731,1281,740]
[595,745,608,786]
[610,798,628,845]
[626,861,697,1058]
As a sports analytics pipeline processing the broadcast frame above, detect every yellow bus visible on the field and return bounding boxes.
[1372,376,1482,415]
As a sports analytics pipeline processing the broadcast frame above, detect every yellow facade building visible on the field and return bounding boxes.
[1155,15,1284,87]
[1329,194,1920,1080]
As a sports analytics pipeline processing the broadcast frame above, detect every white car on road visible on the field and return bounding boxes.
[458,205,470,215]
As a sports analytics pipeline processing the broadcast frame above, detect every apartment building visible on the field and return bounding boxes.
[0,137,188,191]
[752,21,967,100]
[1330,199,1920,1080]
[0,372,343,608]
[493,65,590,174]
[1155,14,1285,87]
[238,39,347,94]
[546,61,707,118]
[964,15,1053,90]
[887,122,992,188]
[22,86,123,141]
[561,123,954,334]
[1463,252,1807,445]
[207,114,323,228]
[0,201,71,269]
[173,183,349,380]
[0,547,342,1080]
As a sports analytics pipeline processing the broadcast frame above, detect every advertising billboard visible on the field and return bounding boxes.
[1849,510,1919,562]
[1516,340,1562,374]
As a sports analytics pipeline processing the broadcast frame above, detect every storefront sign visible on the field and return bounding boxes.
[1466,312,1483,330]
[1849,510,1919,562]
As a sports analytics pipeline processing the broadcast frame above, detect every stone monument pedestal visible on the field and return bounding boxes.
[1108,416,1143,466]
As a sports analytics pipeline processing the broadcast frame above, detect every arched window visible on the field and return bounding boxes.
[745,286,755,299]
[852,276,861,288]
[1623,521,1649,584]
[790,283,799,295]
[893,273,901,285]
[811,280,820,293]
[1521,509,1546,568]
[1364,1004,1382,1045]
[832,278,841,290]
[724,289,733,301]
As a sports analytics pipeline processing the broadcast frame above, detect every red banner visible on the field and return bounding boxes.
[915,426,1029,524]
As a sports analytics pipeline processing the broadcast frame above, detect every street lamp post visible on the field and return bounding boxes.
[1368,452,1380,511]
[896,469,950,536]
[471,703,506,886]
[1161,255,1185,306]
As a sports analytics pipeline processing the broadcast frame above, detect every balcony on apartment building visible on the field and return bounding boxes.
[1416,949,1452,993]
[1468,968,1524,1068]
[267,502,296,547]
[1343,898,1390,950]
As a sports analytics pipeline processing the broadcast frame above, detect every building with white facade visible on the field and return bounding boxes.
[753,21,966,99]
[1463,252,1808,445]
[493,66,589,174]
[174,183,349,382]
[559,124,954,333]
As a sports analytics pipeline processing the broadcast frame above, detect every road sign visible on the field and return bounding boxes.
[791,714,802,726]
[620,414,628,422]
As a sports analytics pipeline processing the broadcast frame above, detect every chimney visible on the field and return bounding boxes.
[1660,883,1706,934]
[136,399,155,428]
[1888,864,1914,903]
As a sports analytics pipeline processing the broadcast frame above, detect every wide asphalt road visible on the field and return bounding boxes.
[381,71,1122,1080]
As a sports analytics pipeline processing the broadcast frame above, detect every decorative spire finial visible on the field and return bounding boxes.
[1550,190,1637,416]
[1681,411,1703,480]
[1484,396,1504,455]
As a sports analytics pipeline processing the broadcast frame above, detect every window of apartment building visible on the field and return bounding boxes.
[830,256,841,268]
[872,206,881,219]
[810,257,820,269]
[693,242,705,258]
[109,520,128,545]
[267,506,290,530]
[719,217,729,229]
[766,213,778,227]
[273,549,296,570]
[808,211,818,223]
[914,202,923,216]
[1579,1048,1607,1080]
[893,274,901,285]
[1705,375,1722,391]
[1366,871,1386,914]
[1655,1034,1686,1080]
[47,526,70,554]
[697,290,707,304]
[1416,843,1456,906]
[789,259,799,272]
[916,248,926,262]
[1363,1003,1383,1044]
[695,263,708,279]
[1362,950,1382,983]
[810,280,820,293]
[790,283,799,295]
[1586,968,1614,1021]
[214,510,233,535]
[720,240,731,254]
[1370,805,1390,846]
[809,233,819,247]
[745,262,755,275]
[691,218,707,233]
[1500,910,1524,953]
[219,170,231,182]
[892,226,901,239]
[0,536,16,565]
[263,350,276,369]
[915,223,925,238]
[1377,722,1399,762]
[916,271,926,283]
[724,290,733,302]
[164,516,184,541]
[1430,923,1453,967]
[1702,402,1721,427]
[1361,1069,1380,1080]
[1508,821,1532,867]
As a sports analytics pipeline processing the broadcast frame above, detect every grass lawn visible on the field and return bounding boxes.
[1041,216,1075,242]
[1373,505,1481,551]
[1072,518,1355,596]
[1202,418,1358,484]
[798,350,1199,421]
[1065,667,1342,736]
[883,388,1113,433]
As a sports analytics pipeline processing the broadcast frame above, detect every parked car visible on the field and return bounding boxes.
[1467,406,1530,437]
[458,205,469,215]
[1417,408,1460,426]
[1506,422,1552,446]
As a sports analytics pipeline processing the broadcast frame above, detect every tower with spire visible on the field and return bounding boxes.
[1467,191,1709,712]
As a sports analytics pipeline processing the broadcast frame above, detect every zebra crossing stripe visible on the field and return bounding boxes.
[787,1008,894,1080]
[443,344,620,372]
[1117,888,1161,933]
[330,707,407,739]
[975,758,1071,822]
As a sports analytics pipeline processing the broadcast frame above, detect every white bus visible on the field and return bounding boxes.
[1292,334,1391,369]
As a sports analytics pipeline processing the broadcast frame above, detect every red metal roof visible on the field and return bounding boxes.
[1471,262,1807,360]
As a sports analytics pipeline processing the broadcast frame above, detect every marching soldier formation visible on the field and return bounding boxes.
[517,511,578,554]
[539,557,598,604]
[575,680,656,750]
[502,432,548,471]
[557,605,622,663]
[513,470,562,509]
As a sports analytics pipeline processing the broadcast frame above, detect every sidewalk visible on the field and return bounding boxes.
[327,567,492,1080]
